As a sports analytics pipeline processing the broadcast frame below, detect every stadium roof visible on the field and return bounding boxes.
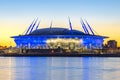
[29,28,85,35]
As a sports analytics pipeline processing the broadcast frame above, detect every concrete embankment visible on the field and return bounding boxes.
[1,53,120,57]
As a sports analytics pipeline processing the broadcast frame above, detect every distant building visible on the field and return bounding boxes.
[107,40,117,49]
[0,45,7,50]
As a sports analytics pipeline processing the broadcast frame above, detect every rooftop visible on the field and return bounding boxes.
[29,28,85,35]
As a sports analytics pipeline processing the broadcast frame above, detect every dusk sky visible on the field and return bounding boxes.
[0,0,120,46]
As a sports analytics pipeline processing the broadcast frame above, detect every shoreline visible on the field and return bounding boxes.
[1,53,120,57]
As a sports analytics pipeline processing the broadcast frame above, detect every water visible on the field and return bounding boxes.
[0,57,120,80]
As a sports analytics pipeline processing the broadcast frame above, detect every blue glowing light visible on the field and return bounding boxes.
[13,35,104,49]
[11,19,107,50]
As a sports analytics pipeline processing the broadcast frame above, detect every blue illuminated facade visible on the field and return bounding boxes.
[11,18,108,50]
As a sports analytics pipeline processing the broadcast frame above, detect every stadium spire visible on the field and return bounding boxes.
[85,20,95,35]
[80,19,89,34]
[25,19,35,35]
[50,21,52,29]
[68,17,73,34]
[29,18,38,34]
[35,21,40,30]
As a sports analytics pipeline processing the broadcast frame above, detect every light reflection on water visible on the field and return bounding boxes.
[0,57,120,80]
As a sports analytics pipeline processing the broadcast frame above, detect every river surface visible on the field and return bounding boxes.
[0,57,120,80]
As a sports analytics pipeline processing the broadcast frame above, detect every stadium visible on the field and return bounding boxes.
[11,18,108,52]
